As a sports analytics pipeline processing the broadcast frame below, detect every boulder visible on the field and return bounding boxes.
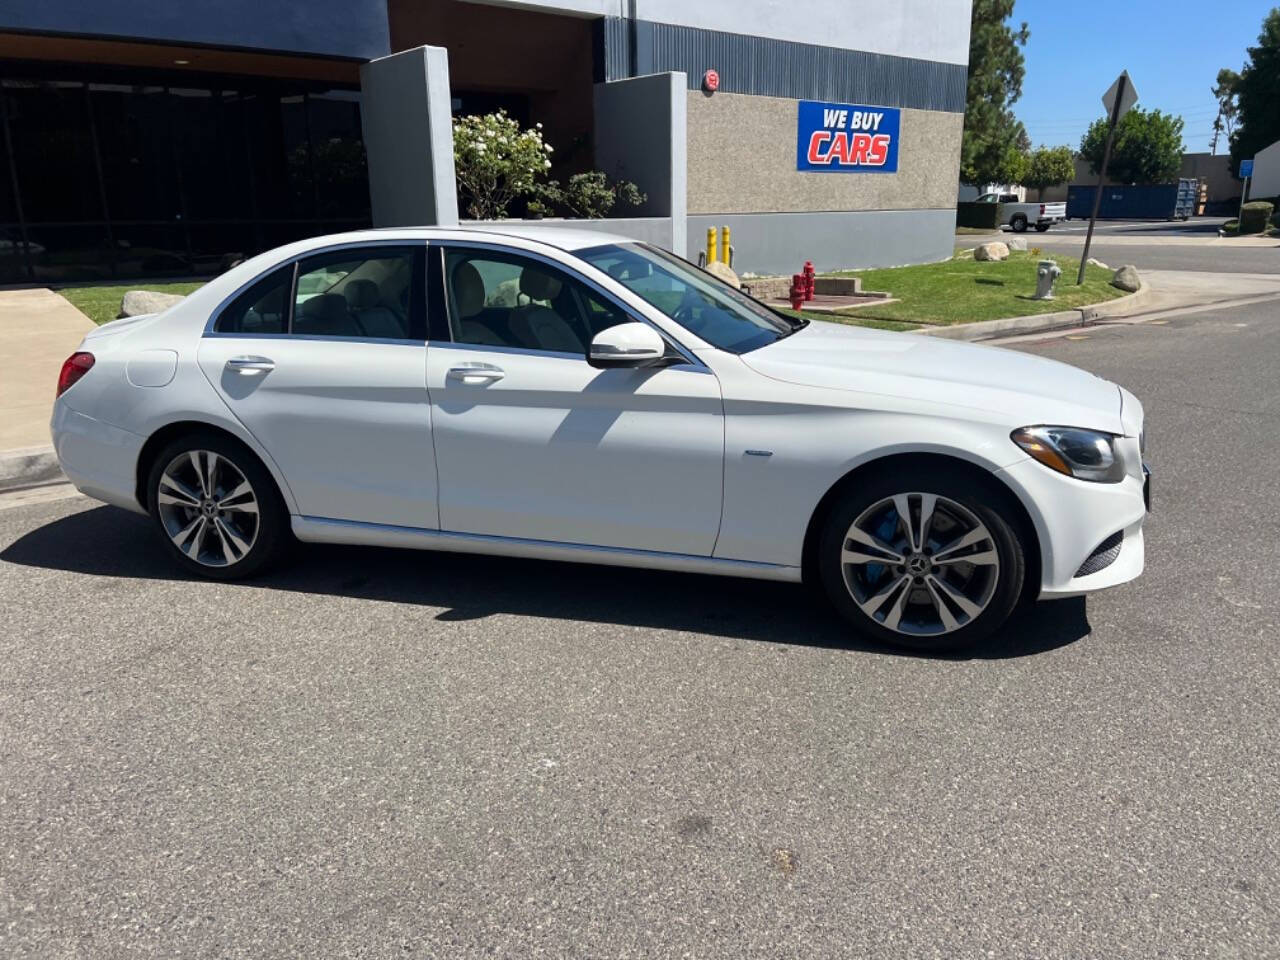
[974,241,1010,262]
[1111,264,1141,293]
[119,290,186,318]
[1006,237,1028,251]
[704,260,741,289]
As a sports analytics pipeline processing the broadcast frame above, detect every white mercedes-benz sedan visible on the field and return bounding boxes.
[51,225,1149,652]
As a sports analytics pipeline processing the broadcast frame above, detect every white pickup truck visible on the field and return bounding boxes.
[975,192,1067,233]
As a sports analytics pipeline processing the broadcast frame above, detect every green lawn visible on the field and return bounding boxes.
[57,281,205,326]
[826,250,1125,326]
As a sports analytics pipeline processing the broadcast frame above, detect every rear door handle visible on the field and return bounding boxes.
[446,363,505,385]
[226,355,275,375]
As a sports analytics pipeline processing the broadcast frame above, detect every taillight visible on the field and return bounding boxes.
[1039,204,1046,216]
[56,351,95,398]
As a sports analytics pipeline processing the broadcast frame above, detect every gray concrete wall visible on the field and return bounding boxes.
[688,209,955,275]
[594,73,687,255]
[360,45,459,227]
[686,91,963,215]
[467,217,678,249]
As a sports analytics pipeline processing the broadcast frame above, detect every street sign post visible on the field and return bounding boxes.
[1079,71,1139,285]
[1238,158,1254,227]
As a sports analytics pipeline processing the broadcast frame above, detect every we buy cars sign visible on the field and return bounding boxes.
[796,100,900,173]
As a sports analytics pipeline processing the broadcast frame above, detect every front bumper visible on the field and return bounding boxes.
[998,454,1148,599]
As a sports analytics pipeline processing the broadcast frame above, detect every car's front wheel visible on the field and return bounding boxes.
[819,468,1026,653]
[146,432,289,579]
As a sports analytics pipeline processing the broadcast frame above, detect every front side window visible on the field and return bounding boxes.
[577,243,795,354]
[443,249,629,355]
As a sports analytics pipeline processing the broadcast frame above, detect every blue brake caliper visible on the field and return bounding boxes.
[864,508,901,586]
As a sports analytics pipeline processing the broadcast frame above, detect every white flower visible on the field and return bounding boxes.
[536,122,543,129]
[544,159,552,168]
[544,144,553,153]
[476,142,486,152]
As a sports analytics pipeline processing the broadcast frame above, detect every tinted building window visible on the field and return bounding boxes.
[0,69,371,285]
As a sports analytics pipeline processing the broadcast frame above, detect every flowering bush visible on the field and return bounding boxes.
[452,111,553,220]
[536,171,646,219]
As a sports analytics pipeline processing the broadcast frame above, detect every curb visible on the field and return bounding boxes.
[911,281,1152,342]
[0,445,65,493]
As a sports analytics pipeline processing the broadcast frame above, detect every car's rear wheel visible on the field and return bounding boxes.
[146,432,288,579]
[1034,223,1050,232]
[1011,215,1028,233]
[819,468,1025,653]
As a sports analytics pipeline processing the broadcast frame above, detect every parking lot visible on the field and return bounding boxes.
[3,297,1279,957]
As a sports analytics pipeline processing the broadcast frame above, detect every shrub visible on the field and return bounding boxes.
[1239,200,1274,235]
[453,111,553,220]
[956,201,1001,230]
[537,171,646,219]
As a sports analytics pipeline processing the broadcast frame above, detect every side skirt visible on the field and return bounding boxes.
[292,515,802,583]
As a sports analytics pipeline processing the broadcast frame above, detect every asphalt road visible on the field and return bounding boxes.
[3,299,1279,957]
[960,218,1279,274]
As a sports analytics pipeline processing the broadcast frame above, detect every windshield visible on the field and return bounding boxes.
[577,242,796,354]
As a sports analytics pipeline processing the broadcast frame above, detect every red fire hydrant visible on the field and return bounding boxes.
[802,260,816,301]
[789,274,806,311]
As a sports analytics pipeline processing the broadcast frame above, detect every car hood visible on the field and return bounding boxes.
[741,319,1124,433]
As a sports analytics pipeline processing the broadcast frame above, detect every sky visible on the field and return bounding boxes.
[1013,0,1274,154]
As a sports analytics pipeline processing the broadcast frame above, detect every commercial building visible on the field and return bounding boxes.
[0,0,972,282]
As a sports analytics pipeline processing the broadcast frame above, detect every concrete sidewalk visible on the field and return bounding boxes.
[1,287,93,455]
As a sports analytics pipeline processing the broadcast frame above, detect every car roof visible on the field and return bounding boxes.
[363,222,637,252]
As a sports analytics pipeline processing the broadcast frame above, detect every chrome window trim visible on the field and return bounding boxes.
[203,238,428,341]
[431,238,707,372]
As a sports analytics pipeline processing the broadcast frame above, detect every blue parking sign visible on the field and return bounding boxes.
[1241,158,1254,178]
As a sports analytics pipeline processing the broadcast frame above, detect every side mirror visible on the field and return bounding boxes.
[588,321,667,369]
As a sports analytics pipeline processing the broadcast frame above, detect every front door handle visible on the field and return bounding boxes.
[226,355,275,375]
[446,363,505,385]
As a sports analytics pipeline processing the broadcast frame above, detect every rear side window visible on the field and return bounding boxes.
[212,245,424,339]
[214,266,292,334]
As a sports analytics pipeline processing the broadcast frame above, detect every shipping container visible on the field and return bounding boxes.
[1065,178,1199,220]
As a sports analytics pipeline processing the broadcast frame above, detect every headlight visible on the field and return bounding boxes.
[1011,426,1126,483]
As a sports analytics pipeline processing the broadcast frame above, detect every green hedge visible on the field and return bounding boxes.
[956,201,1002,230]
[1240,201,1275,235]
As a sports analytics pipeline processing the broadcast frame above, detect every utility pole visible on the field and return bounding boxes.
[1079,71,1136,285]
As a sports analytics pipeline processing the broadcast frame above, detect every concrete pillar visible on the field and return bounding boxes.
[359,45,458,227]
[593,72,687,256]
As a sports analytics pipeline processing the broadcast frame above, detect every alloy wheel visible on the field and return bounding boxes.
[157,450,260,568]
[839,492,1000,637]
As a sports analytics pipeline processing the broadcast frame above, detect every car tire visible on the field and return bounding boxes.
[1011,215,1028,233]
[146,431,290,580]
[818,467,1026,654]
[1034,223,1050,232]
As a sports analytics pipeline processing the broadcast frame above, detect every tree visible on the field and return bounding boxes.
[1211,68,1240,155]
[960,0,1031,186]
[452,111,554,220]
[1079,108,1185,184]
[1229,8,1280,178]
[1022,145,1076,199]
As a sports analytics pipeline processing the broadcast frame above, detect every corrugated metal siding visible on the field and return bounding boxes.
[600,18,966,114]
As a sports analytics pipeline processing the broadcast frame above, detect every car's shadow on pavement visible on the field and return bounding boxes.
[2,504,1091,660]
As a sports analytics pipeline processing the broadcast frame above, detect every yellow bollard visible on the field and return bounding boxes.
[720,226,731,264]
[706,228,717,266]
